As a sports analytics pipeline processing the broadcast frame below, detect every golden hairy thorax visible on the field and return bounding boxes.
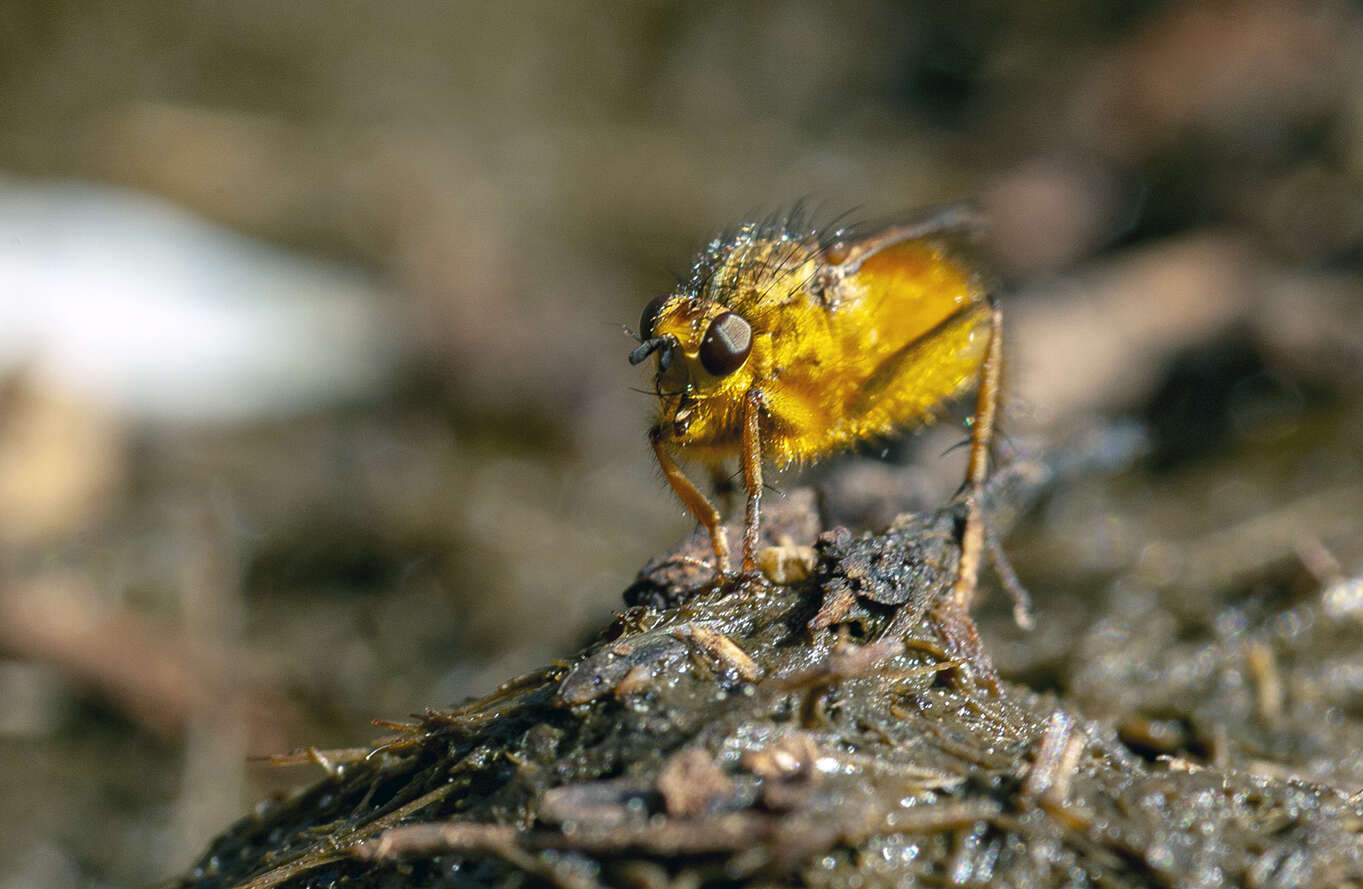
[644,213,991,466]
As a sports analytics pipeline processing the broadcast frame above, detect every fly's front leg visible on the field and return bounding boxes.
[740,388,764,577]
[650,427,731,576]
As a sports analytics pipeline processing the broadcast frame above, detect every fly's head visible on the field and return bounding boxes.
[629,292,754,440]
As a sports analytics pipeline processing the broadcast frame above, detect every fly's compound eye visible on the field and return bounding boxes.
[639,293,669,341]
[699,311,752,376]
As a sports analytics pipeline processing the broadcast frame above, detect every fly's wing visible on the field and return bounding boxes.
[822,204,995,440]
[827,203,988,276]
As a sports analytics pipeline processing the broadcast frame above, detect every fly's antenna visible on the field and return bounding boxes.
[629,336,676,371]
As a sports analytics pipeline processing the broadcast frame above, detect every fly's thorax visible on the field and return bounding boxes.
[703,229,825,307]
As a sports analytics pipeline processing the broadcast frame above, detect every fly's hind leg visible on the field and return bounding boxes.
[650,427,731,577]
[931,298,1004,688]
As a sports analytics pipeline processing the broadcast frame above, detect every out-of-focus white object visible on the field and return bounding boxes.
[0,179,395,422]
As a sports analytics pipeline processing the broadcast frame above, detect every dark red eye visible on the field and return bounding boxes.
[699,312,752,376]
[639,294,669,341]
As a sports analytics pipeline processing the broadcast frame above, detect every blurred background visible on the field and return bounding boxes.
[0,2,1360,886]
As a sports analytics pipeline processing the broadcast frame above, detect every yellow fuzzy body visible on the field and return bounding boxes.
[647,214,990,467]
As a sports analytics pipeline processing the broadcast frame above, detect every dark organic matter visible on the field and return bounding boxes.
[177,425,1363,889]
